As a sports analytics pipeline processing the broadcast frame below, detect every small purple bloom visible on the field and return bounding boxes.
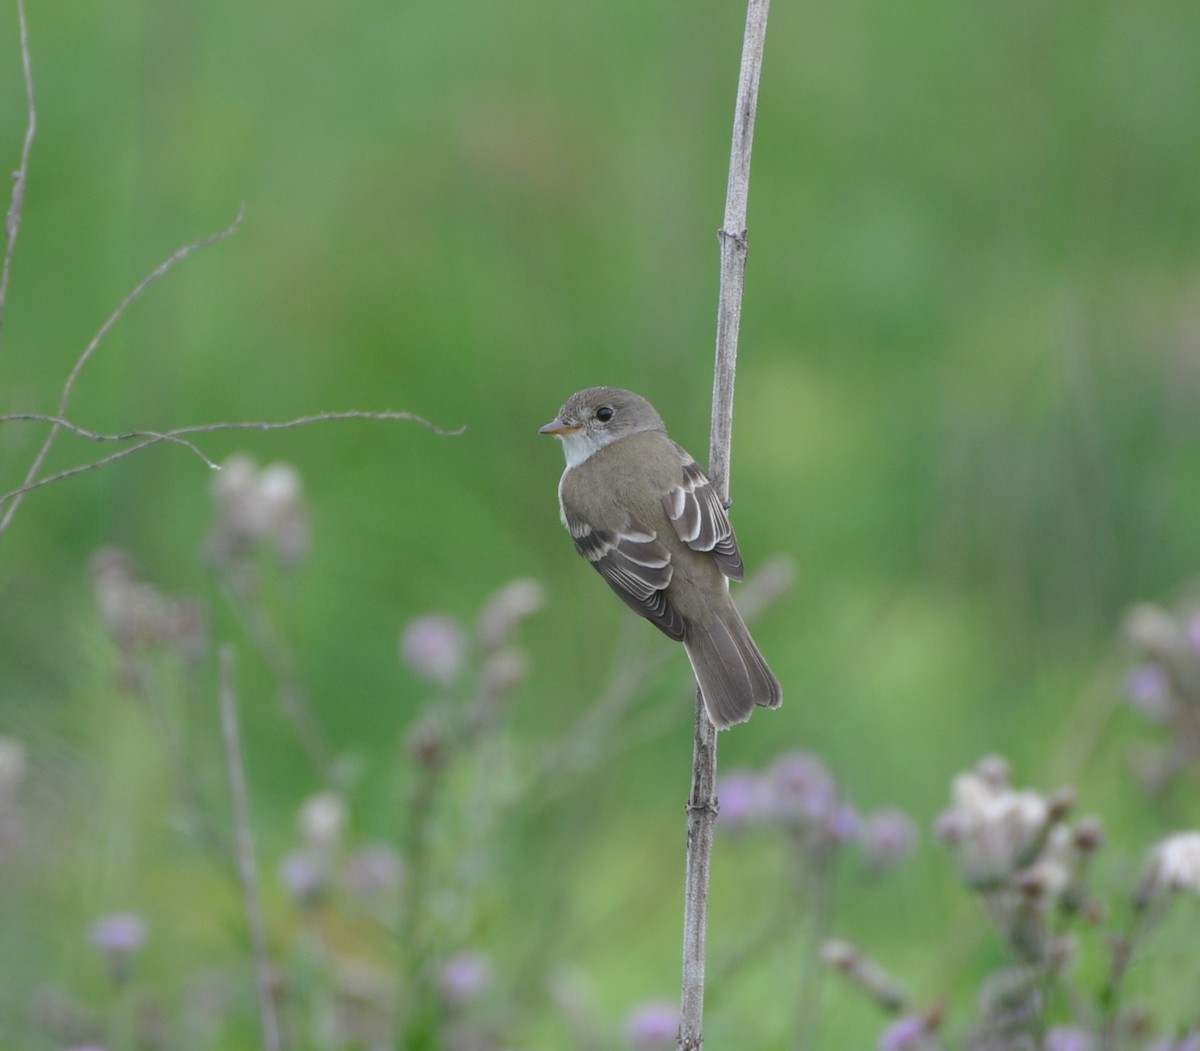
[829,802,861,843]
[279,849,328,905]
[438,951,494,1007]
[716,770,768,828]
[400,615,467,686]
[933,807,966,845]
[1187,614,1200,654]
[879,1015,928,1051]
[624,1001,677,1048]
[766,751,838,826]
[88,913,146,956]
[860,808,918,870]
[344,843,405,901]
[1044,1027,1094,1051]
[1124,664,1174,722]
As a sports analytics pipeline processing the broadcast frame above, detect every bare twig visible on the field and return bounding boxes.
[0,0,37,342]
[218,644,284,1051]
[0,208,245,536]
[0,409,461,514]
[679,1,771,1048]
[1,413,222,464]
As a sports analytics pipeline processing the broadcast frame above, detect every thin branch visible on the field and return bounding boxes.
[0,0,37,343]
[218,644,284,1051]
[679,2,771,1049]
[0,207,245,536]
[709,0,770,497]
[1,413,221,465]
[0,409,462,514]
[165,409,464,438]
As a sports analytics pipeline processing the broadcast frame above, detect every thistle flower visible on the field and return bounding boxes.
[256,463,308,565]
[1044,1026,1095,1051]
[1124,664,1175,722]
[860,808,919,872]
[88,913,146,956]
[279,849,329,906]
[400,615,468,686]
[766,750,840,837]
[624,1001,677,1048]
[89,548,207,661]
[935,757,1052,887]
[715,769,770,829]
[1121,602,1200,794]
[298,791,346,854]
[208,454,310,567]
[88,913,146,985]
[1138,832,1200,901]
[438,951,494,1008]
[878,1014,936,1051]
[343,843,405,901]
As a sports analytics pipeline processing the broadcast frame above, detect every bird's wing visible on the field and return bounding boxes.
[661,447,745,581]
[566,511,685,640]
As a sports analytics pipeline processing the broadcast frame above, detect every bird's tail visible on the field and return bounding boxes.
[683,602,782,729]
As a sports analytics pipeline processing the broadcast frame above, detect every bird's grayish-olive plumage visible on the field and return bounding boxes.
[540,386,782,729]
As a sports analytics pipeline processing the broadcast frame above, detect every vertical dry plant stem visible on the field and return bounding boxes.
[0,0,37,343]
[678,1,771,1049]
[219,645,284,1051]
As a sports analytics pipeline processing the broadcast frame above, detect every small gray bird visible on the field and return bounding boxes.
[540,386,782,729]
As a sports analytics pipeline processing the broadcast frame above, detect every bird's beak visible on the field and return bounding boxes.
[539,418,579,436]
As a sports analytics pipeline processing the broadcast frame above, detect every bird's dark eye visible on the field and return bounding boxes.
[596,406,614,423]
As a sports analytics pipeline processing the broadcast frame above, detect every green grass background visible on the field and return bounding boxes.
[2,0,1200,1046]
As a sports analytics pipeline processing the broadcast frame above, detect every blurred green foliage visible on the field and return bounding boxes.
[2,0,1200,1046]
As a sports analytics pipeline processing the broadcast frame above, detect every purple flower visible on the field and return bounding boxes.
[829,802,861,843]
[1187,614,1200,654]
[344,843,405,901]
[1045,1027,1094,1051]
[766,751,838,826]
[88,913,146,956]
[624,1001,677,1048]
[88,913,147,986]
[438,951,494,1008]
[279,849,329,905]
[860,808,918,870]
[716,770,768,828]
[1124,664,1174,722]
[878,1014,928,1051]
[401,615,468,686]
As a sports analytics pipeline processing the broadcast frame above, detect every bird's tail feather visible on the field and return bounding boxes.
[683,604,782,729]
